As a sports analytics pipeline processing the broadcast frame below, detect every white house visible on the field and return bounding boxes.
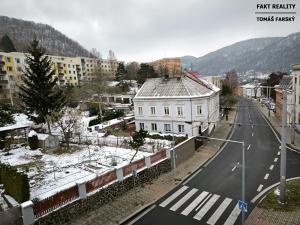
[133,74,220,137]
[241,83,262,98]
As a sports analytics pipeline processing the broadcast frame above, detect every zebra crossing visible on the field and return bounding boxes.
[159,185,243,225]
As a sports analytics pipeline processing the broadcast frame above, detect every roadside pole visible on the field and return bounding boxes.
[172,120,176,180]
[279,90,287,204]
[242,142,245,225]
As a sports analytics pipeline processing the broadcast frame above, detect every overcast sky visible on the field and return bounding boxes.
[0,0,299,62]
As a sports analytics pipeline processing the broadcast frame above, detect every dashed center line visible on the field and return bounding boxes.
[231,166,237,172]
[257,184,263,192]
[247,144,251,150]
[277,151,281,156]
[252,125,254,129]
[264,173,269,180]
[274,158,278,162]
[252,132,254,137]
[269,165,274,170]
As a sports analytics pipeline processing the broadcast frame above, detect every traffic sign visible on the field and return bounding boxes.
[238,200,248,213]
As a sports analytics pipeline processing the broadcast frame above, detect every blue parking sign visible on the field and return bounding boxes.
[238,200,248,213]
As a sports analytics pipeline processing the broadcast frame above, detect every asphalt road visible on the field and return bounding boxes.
[129,98,300,225]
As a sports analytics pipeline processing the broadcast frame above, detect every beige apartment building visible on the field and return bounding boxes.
[0,52,120,104]
[150,57,181,76]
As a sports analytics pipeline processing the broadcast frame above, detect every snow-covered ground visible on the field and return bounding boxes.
[0,145,153,200]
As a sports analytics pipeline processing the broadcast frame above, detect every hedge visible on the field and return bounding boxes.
[0,163,30,203]
[89,110,124,127]
[147,134,188,145]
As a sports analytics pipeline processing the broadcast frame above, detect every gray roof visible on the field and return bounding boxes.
[135,76,213,98]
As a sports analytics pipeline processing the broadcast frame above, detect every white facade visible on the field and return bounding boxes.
[241,83,262,98]
[133,75,220,137]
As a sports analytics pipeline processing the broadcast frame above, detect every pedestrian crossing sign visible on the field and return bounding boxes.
[238,200,248,213]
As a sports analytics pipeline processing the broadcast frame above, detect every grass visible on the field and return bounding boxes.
[259,179,300,211]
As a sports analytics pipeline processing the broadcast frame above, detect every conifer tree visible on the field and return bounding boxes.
[0,34,16,52]
[19,39,66,133]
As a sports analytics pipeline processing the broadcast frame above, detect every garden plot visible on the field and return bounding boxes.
[0,145,152,200]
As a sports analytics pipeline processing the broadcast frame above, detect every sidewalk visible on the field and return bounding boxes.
[255,99,300,151]
[63,110,237,225]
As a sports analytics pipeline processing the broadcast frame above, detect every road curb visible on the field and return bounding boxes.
[120,109,238,225]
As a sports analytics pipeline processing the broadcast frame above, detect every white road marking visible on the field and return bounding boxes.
[252,132,254,137]
[170,188,198,211]
[206,197,232,225]
[195,193,212,211]
[247,144,251,150]
[231,166,237,172]
[252,125,254,129]
[264,173,269,180]
[223,203,242,225]
[269,165,274,170]
[274,158,278,162]
[277,151,281,156]
[257,184,263,192]
[193,194,220,221]
[159,186,189,207]
[181,191,209,216]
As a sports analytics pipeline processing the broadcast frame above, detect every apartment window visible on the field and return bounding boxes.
[74,77,77,80]
[151,123,157,131]
[177,107,183,116]
[150,106,156,115]
[73,71,75,74]
[73,65,75,68]
[139,123,144,130]
[197,105,202,115]
[164,124,171,133]
[15,58,20,63]
[138,106,143,115]
[68,64,70,68]
[164,106,170,115]
[17,66,22,72]
[6,57,10,62]
[63,64,66,66]
[178,125,185,133]
[7,66,12,71]
[69,70,71,74]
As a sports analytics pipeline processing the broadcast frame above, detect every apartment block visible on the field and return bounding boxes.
[150,57,181,76]
[0,52,121,104]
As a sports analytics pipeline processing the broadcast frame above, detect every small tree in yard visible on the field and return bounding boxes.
[48,109,81,151]
[129,129,148,163]
[19,39,66,134]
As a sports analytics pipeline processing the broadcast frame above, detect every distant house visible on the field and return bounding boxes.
[133,73,220,137]
[28,131,59,151]
[241,83,262,98]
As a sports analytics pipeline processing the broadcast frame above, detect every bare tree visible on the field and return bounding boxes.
[49,109,82,150]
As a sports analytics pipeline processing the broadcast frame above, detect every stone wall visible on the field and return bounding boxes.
[33,159,171,225]
[171,137,195,167]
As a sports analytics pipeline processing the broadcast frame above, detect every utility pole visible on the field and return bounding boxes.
[279,90,287,204]
[171,120,176,180]
[291,86,296,144]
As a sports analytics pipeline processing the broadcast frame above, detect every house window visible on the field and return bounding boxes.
[151,123,157,131]
[164,106,170,115]
[164,124,171,133]
[177,107,183,116]
[139,123,144,130]
[15,58,20,63]
[150,106,156,115]
[7,66,12,71]
[138,106,143,115]
[197,105,202,115]
[178,125,184,133]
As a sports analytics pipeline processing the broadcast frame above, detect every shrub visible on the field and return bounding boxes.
[28,135,39,150]
[0,163,30,203]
